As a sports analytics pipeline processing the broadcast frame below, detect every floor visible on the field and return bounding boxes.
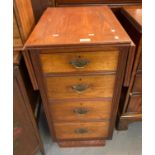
[37,110,142,155]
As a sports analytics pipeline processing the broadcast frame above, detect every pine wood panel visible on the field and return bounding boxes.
[40,51,119,74]
[46,75,116,100]
[50,100,112,122]
[54,121,109,140]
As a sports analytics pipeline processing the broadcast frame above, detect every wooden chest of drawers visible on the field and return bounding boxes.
[115,6,142,130]
[25,6,133,147]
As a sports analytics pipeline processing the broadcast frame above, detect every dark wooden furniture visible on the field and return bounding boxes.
[53,0,141,7]
[13,0,38,90]
[30,0,52,22]
[13,1,44,153]
[13,51,44,155]
[25,6,134,147]
[115,6,142,130]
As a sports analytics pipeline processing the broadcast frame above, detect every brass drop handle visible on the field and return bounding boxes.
[72,84,89,93]
[73,108,88,115]
[75,128,88,134]
[70,59,90,68]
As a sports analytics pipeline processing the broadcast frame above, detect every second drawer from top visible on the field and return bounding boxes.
[45,74,116,100]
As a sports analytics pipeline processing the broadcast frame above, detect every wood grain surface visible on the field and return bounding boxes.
[14,0,35,42]
[50,100,112,122]
[25,6,131,48]
[40,50,119,74]
[13,14,23,48]
[54,121,109,140]
[46,74,116,100]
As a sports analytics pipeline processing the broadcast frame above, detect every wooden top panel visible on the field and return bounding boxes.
[122,6,142,31]
[25,6,131,48]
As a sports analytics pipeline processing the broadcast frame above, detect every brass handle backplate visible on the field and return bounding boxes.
[75,128,88,134]
[72,84,89,93]
[73,108,88,115]
[70,59,90,68]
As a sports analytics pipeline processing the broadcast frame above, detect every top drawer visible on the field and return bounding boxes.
[40,51,119,74]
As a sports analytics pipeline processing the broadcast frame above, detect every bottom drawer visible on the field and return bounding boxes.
[54,122,109,140]
[127,95,142,113]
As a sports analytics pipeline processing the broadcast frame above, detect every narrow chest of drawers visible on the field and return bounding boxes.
[25,6,133,147]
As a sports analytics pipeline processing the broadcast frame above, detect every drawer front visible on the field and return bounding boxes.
[40,51,119,74]
[50,100,112,122]
[127,95,142,113]
[132,74,142,93]
[54,122,109,140]
[46,75,115,100]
